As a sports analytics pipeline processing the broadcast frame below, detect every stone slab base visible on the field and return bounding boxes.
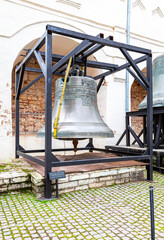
[31,165,146,199]
[0,154,147,198]
[0,170,31,195]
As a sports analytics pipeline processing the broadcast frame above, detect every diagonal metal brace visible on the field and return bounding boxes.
[16,31,46,73]
[34,50,46,76]
[128,125,144,148]
[81,35,113,59]
[52,41,92,74]
[97,76,105,92]
[120,48,149,87]
[94,55,147,80]
[127,67,147,91]
[16,65,25,100]
[75,33,104,57]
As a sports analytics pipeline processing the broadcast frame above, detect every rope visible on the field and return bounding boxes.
[53,56,72,138]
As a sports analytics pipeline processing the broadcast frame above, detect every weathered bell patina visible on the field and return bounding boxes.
[139,54,164,109]
[37,76,114,139]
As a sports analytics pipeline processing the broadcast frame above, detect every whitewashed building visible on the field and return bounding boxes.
[0,0,164,162]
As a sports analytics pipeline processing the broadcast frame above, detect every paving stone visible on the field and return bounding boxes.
[0,172,163,239]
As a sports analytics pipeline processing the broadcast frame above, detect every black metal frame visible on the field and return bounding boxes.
[124,107,164,148]
[116,107,164,172]
[15,25,153,199]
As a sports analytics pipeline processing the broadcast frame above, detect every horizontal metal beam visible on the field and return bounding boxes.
[25,67,42,73]
[37,50,117,70]
[16,31,46,72]
[51,155,150,167]
[20,147,90,153]
[127,107,164,117]
[25,66,65,75]
[94,55,147,80]
[87,60,117,70]
[105,145,147,155]
[17,151,45,166]
[93,147,142,156]
[46,25,151,54]
[127,110,147,116]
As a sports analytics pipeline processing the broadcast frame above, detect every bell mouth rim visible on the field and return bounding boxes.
[56,132,114,139]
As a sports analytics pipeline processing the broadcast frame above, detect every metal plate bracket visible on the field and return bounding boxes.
[49,171,66,180]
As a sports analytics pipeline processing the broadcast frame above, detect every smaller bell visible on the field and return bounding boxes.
[139,54,164,110]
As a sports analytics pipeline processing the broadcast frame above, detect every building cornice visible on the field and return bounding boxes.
[1,0,164,50]
[4,0,114,33]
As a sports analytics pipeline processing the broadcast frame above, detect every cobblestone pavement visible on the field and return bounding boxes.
[0,172,163,240]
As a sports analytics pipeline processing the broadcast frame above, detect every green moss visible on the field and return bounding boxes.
[8,163,14,166]
[0,165,7,172]
[22,169,31,174]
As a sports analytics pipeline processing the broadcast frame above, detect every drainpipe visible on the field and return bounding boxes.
[126,0,131,112]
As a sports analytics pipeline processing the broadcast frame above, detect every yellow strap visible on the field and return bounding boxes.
[53,56,72,138]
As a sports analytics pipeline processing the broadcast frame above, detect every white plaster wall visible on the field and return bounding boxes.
[0,0,164,161]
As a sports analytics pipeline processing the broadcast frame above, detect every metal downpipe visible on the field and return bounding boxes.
[126,0,131,112]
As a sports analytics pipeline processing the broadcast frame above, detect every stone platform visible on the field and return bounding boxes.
[0,152,148,199]
[27,152,148,199]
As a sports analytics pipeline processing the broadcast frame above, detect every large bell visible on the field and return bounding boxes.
[37,76,114,139]
[139,54,164,109]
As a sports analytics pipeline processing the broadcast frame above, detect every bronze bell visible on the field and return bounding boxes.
[139,54,164,109]
[37,76,114,139]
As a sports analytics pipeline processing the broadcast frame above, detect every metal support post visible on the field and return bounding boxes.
[147,55,153,181]
[149,186,155,240]
[45,30,52,199]
[126,115,130,146]
[143,116,147,145]
[15,71,20,158]
[156,152,161,173]
[56,179,59,198]
[89,139,93,152]
[84,57,87,76]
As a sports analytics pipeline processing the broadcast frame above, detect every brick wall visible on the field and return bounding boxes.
[12,59,59,134]
[131,71,147,134]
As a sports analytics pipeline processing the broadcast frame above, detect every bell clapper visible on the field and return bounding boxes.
[73,139,78,153]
